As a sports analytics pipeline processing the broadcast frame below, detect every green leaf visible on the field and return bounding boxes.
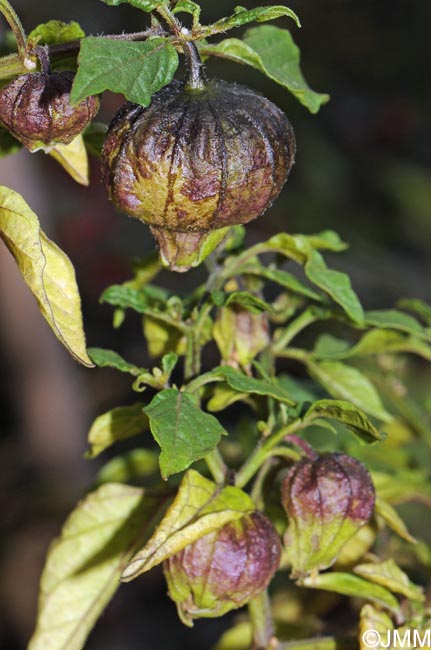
[354,559,424,602]
[305,399,383,443]
[143,389,227,479]
[397,297,431,326]
[207,383,249,412]
[207,6,300,34]
[191,366,296,406]
[86,403,148,458]
[203,26,329,114]
[374,497,417,544]
[360,604,394,650]
[28,483,165,650]
[225,291,273,314]
[305,250,364,324]
[101,285,149,313]
[71,37,179,106]
[258,230,347,264]
[173,0,201,25]
[122,469,254,580]
[364,309,429,340]
[88,347,144,375]
[0,186,93,367]
[28,20,85,47]
[0,125,21,158]
[242,265,323,301]
[96,449,159,484]
[100,0,168,11]
[306,360,392,422]
[301,572,400,613]
[313,330,431,362]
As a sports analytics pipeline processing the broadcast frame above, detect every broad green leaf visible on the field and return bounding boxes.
[28,20,85,47]
[301,572,399,613]
[49,135,89,186]
[0,186,93,366]
[305,399,383,443]
[306,359,392,422]
[88,347,143,375]
[313,330,431,362]
[242,265,323,301]
[143,388,227,479]
[0,125,21,158]
[122,469,254,580]
[398,297,431,326]
[203,26,329,114]
[364,309,429,340]
[101,285,149,313]
[278,374,319,404]
[354,559,424,601]
[206,6,300,35]
[374,497,417,543]
[86,403,148,458]
[258,231,347,264]
[305,250,364,324]
[29,483,165,650]
[96,449,159,484]
[71,37,179,106]
[359,604,394,650]
[190,366,296,406]
[100,0,168,11]
[312,334,352,358]
[225,291,273,314]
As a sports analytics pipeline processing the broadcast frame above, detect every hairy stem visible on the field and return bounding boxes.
[236,418,303,489]
[272,307,321,354]
[248,590,275,650]
[0,0,34,68]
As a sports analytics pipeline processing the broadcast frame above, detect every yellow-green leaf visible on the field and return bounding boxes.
[86,403,148,458]
[48,134,89,186]
[29,483,166,650]
[354,559,425,602]
[301,572,400,613]
[0,186,93,366]
[359,604,394,650]
[374,497,417,544]
[121,469,254,581]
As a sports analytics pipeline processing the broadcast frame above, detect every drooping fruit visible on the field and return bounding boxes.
[163,511,281,625]
[0,71,100,152]
[281,452,375,577]
[102,46,295,272]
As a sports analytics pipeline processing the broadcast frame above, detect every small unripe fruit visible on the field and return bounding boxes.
[163,511,281,625]
[281,452,375,576]
[102,76,295,271]
[0,71,100,152]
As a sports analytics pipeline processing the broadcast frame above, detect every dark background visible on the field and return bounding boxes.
[0,1,430,648]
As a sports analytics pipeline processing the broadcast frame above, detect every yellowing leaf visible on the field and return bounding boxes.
[29,483,166,650]
[0,186,93,366]
[122,469,254,581]
[359,604,394,650]
[86,403,148,458]
[354,558,425,602]
[49,134,89,186]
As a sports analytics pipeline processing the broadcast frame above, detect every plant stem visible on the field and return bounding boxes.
[0,0,34,68]
[204,447,227,484]
[182,41,206,90]
[236,418,303,488]
[272,307,319,354]
[248,590,275,650]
